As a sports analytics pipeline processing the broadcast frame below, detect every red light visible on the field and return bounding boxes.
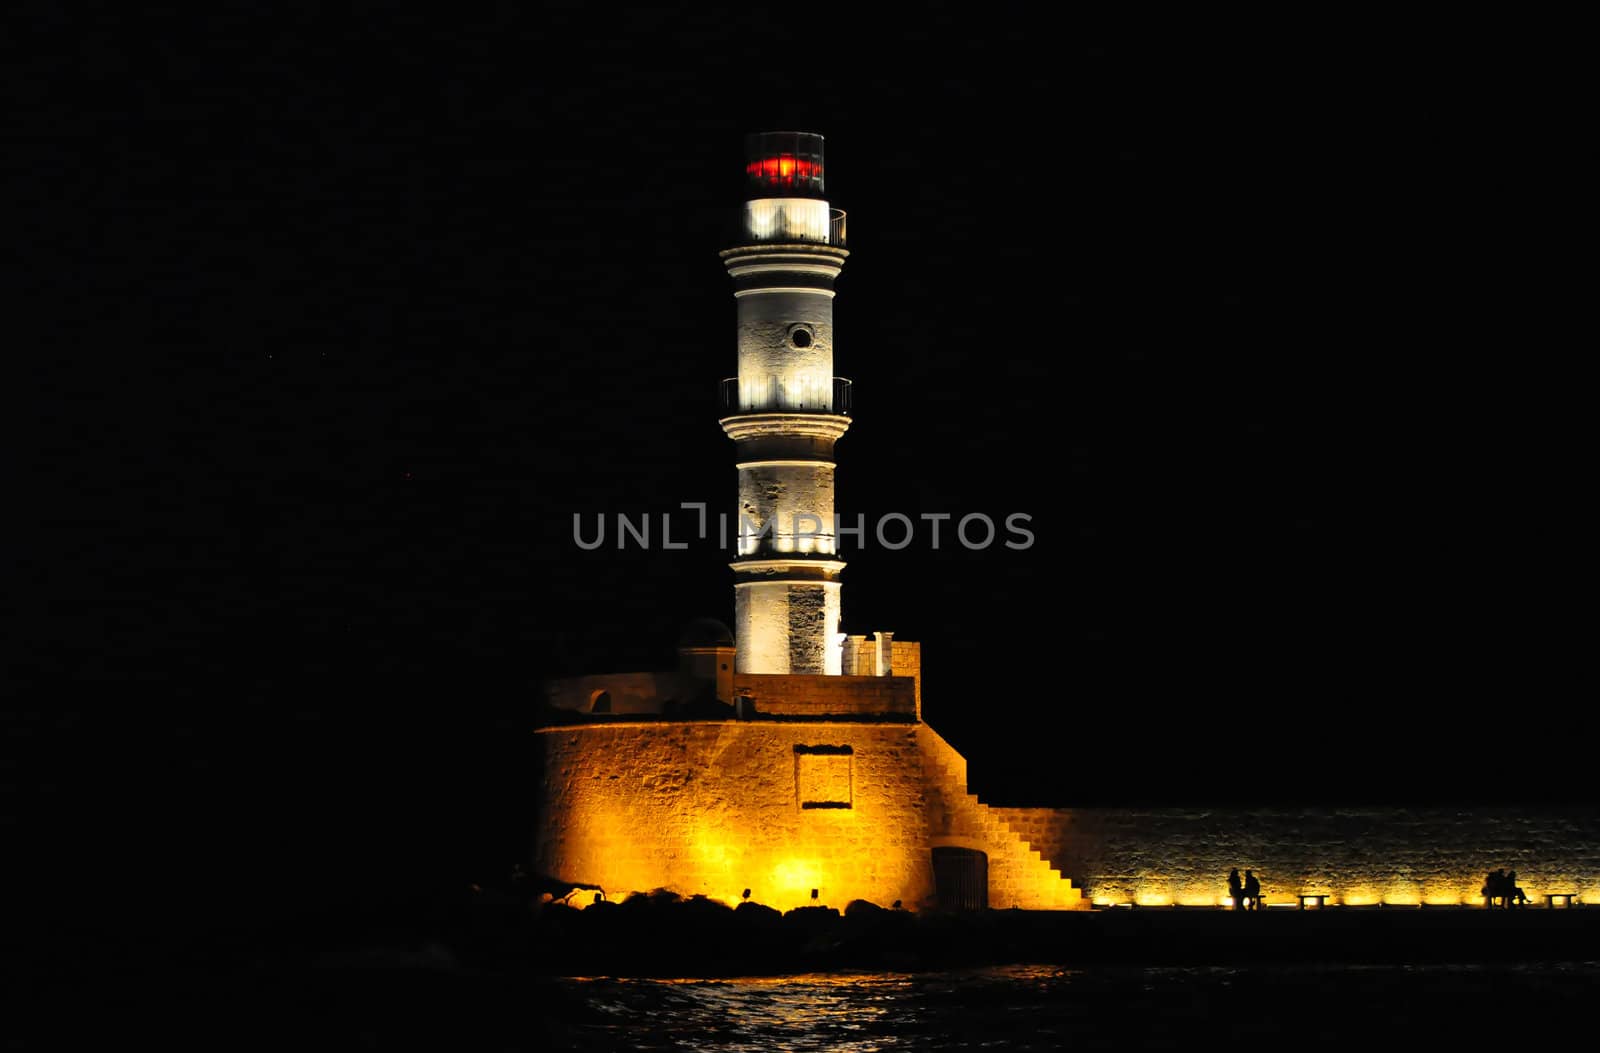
[746,156,819,188]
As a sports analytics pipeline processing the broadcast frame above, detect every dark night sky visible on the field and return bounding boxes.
[10,11,1588,926]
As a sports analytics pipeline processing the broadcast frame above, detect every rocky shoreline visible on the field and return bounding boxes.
[506,893,1600,977]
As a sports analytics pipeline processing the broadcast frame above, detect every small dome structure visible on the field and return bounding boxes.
[678,617,734,649]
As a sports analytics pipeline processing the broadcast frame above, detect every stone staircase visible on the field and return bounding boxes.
[917,725,1088,910]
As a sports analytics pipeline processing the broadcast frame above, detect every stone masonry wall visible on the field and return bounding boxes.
[535,721,933,911]
[989,806,1600,906]
[917,726,1087,909]
[890,641,921,718]
[535,718,1600,913]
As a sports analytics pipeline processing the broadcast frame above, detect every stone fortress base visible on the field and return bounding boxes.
[535,628,1600,913]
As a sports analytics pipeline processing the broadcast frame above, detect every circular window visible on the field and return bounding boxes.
[788,325,814,349]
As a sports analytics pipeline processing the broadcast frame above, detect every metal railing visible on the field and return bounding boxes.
[720,375,852,415]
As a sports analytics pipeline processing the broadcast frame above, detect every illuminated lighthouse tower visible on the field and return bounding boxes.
[721,132,850,675]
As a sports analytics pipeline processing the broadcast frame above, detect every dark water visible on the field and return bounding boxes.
[542,962,1600,1050]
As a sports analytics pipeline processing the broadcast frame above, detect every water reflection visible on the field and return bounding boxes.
[566,972,904,1051]
[556,966,1079,1051]
[549,962,1600,1051]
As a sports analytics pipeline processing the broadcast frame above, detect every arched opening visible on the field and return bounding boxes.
[588,690,612,714]
[932,846,988,910]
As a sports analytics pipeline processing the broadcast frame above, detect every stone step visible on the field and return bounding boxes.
[924,747,1085,909]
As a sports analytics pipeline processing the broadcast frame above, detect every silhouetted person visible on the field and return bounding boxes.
[1243,870,1262,911]
[1228,868,1243,911]
[1507,871,1528,908]
[1482,869,1508,908]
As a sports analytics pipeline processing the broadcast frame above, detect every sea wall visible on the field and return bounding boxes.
[989,806,1600,906]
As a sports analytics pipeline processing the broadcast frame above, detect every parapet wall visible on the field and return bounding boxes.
[544,672,687,714]
[988,806,1600,907]
[890,641,921,718]
[733,673,916,717]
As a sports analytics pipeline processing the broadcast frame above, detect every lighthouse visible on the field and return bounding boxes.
[532,130,1586,917]
[535,132,1090,913]
[721,131,851,675]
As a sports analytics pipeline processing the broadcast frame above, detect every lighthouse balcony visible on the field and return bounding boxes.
[720,375,852,416]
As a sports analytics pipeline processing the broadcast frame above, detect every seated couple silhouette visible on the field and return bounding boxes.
[1227,868,1262,911]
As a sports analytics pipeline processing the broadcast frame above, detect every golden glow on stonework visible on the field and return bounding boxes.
[770,858,828,906]
[1382,880,1422,906]
[689,829,739,903]
[539,730,1595,915]
[554,785,887,912]
[1080,877,1584,910]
